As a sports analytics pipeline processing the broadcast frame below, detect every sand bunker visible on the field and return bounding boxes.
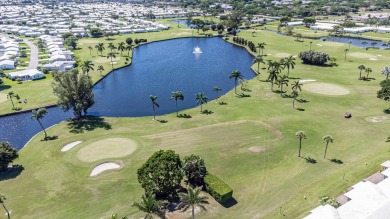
[95,57,120,63]
[90,162,121,176]
[300,79,316,83]
[369,58,378,61]
[80,39,99,44]
[77,138,138,163]
[61,141,82,152]
[348,52,376,59]
[275,53,291,58]
[248,146,266,153]
[366,116,388,123]
[0,93,7,103]
[303,83,350,96]
[316,44,323,47]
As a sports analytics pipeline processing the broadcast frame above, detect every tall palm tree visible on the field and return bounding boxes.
[291,89,299,109]
[344,48,349,61]
[178,187,208,219]
[358,64,366,79]
[31,108,48,140]
[195,92,208,112]
[228,70,243,95]
[282,56,296,77]
[323,135,334,159]
[382,66,390,79]
[125,44,133,57]
[276,75,289,96]
[267,69,279,91]
[97,65,104,76]
[81,60,95,74]
[0,194,10,219]
[291,80,303,92]
[95,43,105,56]
[88,46,93,56]
[107,52,116,69]
[118,42,126,56]
[212,86,221,102]
[253,55,265,77]
[267,60,285,74]
[257,42,266,55]
[365,67,372,78]
[150,95,159,120]
[108,42,116,53]
[170,91,184,116]
[132,194,165,219]
[362,41,367,49]
[7,91,20,110]
[296,130,306,157]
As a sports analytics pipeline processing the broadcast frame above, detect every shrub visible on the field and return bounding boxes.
[183,154,207,186]
[204,173,233,203]
[42,69,49,74]
[320,195,340,208]
[299,50,329,66]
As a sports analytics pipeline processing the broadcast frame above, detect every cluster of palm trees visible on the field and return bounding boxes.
[357,64,372,80]
[91,41,133,69]
[296,131,334,159]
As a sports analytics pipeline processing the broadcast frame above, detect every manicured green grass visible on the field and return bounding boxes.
[1,28,390,219]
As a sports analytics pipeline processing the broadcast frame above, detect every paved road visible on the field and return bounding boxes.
[23,39,39,69]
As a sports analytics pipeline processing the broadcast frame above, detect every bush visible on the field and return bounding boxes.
[183,154,207,186]
[299,50,329,66]
[204,173,233,203]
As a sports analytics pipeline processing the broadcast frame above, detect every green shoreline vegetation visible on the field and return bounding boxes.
[1,18,390,218]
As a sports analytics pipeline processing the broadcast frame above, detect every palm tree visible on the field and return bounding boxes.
[282,56,296,77]
[291,80,303,92]
[118,42,126,56]
[195,92,208,112]
[0,194,10,219]
[365,67,372,78]
[212,86,221,102]
[296,130,306,157]
[132,194,165,219]
[170,91,184,116]
[107,52,116,69]
[362,41,367,49]
[253,55,265,77]
[7,91,20,110]
[97,65,104,76]
[358,64,366,79]
[382,66,390,79]
[267,60,285,74]
[150,95,159,120]
[348,40,352,49]
[31,108,48,140]
[257,42,266,55]
[323,135,334,159]
[344,48,349,61]
[108,42,116,53]
[80,60,95,74]
[268,69,279,91]
[291,89,299,109]
[125,44,133,57]
[95,43,105,56]
[228,70,244,95]
[276,75,289,96]
[178,187,209,219]
[88,46,93,56]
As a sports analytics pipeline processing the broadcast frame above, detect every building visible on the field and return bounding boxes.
[7,69,44,81]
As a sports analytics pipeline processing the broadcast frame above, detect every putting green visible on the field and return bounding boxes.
[303,82,350,96]
[76,138,138,163]
[348,52,376,59]
[0,93,7,103]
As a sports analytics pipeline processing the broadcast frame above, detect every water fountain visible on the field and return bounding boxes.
[193,46,202,54]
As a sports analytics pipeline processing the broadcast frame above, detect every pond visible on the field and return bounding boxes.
[0,37,256,150]
[320,36,388,49]
[169,19,195,28]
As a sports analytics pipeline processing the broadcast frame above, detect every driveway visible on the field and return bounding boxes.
[23,38,39,69]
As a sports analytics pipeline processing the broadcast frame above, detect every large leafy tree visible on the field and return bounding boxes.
[137,150,183,198]
[126,37,133,45]
[0,142,18,172]
[195,92,208,112]
[377,79,390,102]
[229,70,243,95]
[0,194,10,219]
[81,60,95,74]
[170,91,184,117]
[382,66,390,79]
[358,65,366,79]
[183,154,207,186]
[178,187,208,219]
[132,194,165,219]
[52,69,94,119]
[323,135,334,159]
[150,95,159,121]
[295,131,306,157]
[31,108,48,140]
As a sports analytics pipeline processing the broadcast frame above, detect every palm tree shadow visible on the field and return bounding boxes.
[236,93,251,98]
[41,135,58,141]
[218,101,227,105]
[158,119,168,123]
[201,110,213,115]
[178,114,192,119]
[0,164,24,181]
[67,116,112,134]
[302,156,317,164]
[330,158,343,164]
[296,108,305,111]
[222,197,238,208]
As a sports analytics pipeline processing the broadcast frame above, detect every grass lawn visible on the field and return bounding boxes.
[1,27,390,219]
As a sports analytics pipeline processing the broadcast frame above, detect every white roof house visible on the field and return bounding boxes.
[7,69,44,81]
[0,60,15,70]
[42,60,75,71]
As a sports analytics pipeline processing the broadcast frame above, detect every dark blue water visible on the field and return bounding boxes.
[320,36,388,49]
[0,37,255,150]
[169,20,195,28]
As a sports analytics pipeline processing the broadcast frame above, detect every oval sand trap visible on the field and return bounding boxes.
[77,138,137,163]
[0,93,7,103]
[90,162,121,176]
[61,140,82,152]
[303,83,349,96]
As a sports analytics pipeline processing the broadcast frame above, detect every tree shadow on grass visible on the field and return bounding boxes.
[40,135,58,141]
[0,164,24,181]
[302,157,317,164]
[330,158,343,164]
[218,101,227,105]
[383,109,390,114]
[0,85,11,91]
[201,110,213,115]
[297,99,309,103]
[67,116,112,134]
[222,197,238,208]
[296,107,305,111]
[158,119,168,123]
[236,93,251,98]
[177,114,191,119]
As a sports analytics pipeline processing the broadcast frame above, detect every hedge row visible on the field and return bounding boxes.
[204,173,233,204]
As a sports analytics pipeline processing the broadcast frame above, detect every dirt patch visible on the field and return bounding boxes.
[366,116,388,123]
[275,53,291,58]
[248,146,266,153]
[0,93,7,103]
[303,83,350,96]
[348,52,376,59]
[79,39,100,44]
[77,138,138,163]
[95,57,120,63]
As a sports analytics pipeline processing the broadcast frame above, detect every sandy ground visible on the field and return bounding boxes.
[79,39,99,44]
[369,58,378,61]
[300,79,316,83]
[90,162,121,176]
[61,141,82,152]
[316,44,323,47]
[275,53,291,58]
[248,146,266,153]
[348,52,376,59]
[303,83,350,95]
[366,116,388,123]
[95,57,120,63]
[77,138,138,163]
[0,93,7,103]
